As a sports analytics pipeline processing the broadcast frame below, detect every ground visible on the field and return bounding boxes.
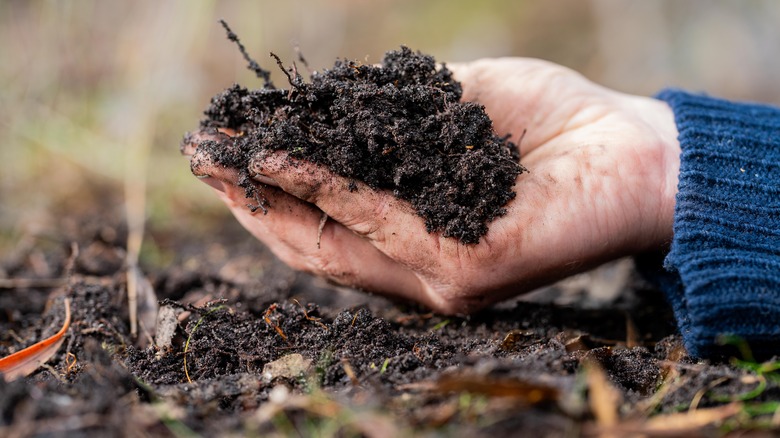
[2,193,780,437]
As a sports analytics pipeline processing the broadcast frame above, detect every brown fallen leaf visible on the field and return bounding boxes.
[0,298,71,382]
[642,403,742,433]
[586,403,743,437]
[585,359,621,438]
[425,373,560,404]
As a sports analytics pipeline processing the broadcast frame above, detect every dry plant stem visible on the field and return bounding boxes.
[184,305,226,383]
[3,241,80,294]
[585,359,620,438]
[317,212,328,249]
[293,299,328,331]
[341,358,359,385]
[0,278,66,289]
[125,129,152,340]
[218,19,273,87]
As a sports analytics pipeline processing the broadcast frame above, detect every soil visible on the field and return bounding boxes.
[3,201,780,436]
[4,30,779,438]
[189,28,524,244]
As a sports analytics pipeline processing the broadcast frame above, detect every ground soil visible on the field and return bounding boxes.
[190,38,523,244]
[3,37,780,437]
[3,201,780,437]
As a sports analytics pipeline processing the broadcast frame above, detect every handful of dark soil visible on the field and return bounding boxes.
[190,26,525,244]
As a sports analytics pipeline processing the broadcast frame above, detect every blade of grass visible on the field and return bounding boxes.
[183,305,225,383]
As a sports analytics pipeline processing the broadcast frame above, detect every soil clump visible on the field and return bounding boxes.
[188,27,524,243]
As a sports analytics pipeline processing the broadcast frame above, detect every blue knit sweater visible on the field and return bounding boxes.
[651,89,780,359]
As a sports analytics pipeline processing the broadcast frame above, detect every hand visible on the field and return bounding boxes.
[182,58,680,314]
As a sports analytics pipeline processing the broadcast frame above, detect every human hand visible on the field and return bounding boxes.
[182,58,680,314]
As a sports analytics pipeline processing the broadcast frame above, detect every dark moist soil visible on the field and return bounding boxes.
[3,201,780,436]
[190,40,524,244]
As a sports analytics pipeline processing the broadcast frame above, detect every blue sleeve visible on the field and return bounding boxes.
[648,89,780,359]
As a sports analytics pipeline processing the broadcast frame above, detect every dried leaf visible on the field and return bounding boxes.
[499,329,539,351]
[0,298,71,382]
[642,403,742,433]
[431,373,559,404]
[135,268,159,348]
[594,403,743,436]
[585,359,621,435]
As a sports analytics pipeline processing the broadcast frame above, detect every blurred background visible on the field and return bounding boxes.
[1,0,779,267]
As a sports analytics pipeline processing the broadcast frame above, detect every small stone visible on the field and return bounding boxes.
[261,353,311,382]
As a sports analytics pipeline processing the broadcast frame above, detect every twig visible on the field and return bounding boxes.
[0,278,66,289]
[270,52,305,95]
[125,127,151,341]
[64,242,79,277]
[341,357,359,386]
[219,19,273,88]
[293,299,328,331]
[264,304,290,344]
[0,243,79,290]
[317,212,328,249]
[294,44,310,69]
[247,193,268,214]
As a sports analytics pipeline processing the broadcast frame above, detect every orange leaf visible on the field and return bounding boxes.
[0,298,71,382]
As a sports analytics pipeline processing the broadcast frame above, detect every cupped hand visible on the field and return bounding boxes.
[182,58,680,314]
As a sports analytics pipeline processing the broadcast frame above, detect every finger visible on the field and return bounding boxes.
[188,144,239,193]
[180,128,236,157]
[214,175,438,309]
[184,130,441,309]
[183,128,247,193]
[247,150,438,263]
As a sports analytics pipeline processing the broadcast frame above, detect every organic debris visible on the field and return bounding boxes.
[0,298,71,382]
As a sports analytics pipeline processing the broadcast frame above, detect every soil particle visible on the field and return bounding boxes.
[190,44,525,244]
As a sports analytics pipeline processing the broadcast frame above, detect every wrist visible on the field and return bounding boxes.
[622,94,681,249]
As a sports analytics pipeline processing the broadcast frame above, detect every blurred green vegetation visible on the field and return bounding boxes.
[1,0,778,261]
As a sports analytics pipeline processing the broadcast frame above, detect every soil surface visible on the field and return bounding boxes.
[4,34,780,437]
[189,36,523,244]
[2,201,780,437]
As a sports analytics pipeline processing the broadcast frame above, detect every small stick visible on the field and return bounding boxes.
[270,53,305,95]
[219,19,274,88]
[317,212,328,249]
[341,357,359,386]
[247,193,268,214]
[264,304,290,344]
[293,299,328,331]
[0,278,66,289]
[293,44,315,77]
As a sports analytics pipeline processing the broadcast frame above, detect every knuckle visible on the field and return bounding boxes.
[345,194,391,239]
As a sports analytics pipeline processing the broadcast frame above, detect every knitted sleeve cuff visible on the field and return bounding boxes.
[653,89,780,359]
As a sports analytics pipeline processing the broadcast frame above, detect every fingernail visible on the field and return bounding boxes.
[197,175,225,193]
[253,173,280,187]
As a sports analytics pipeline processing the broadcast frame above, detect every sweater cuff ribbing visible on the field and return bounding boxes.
[654,89,780,359]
